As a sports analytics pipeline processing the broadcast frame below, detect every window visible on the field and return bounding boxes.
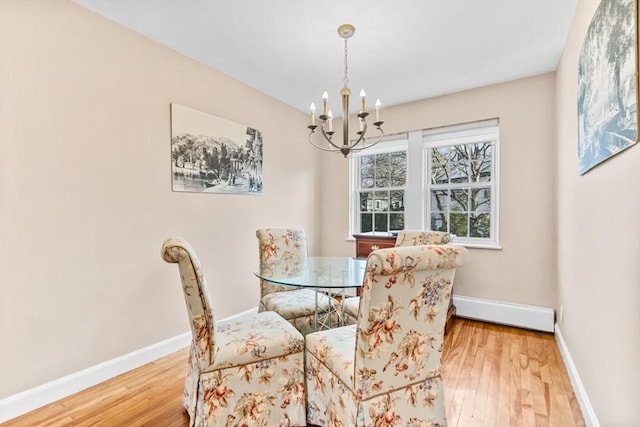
[353,140,407,233]
[425,125,497,243]
[350,119,499,248]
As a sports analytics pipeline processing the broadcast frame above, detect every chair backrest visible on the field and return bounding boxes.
[256,228,307,296]
[354,244,469,398]
[395,230,453,246]
[161,237,214,370]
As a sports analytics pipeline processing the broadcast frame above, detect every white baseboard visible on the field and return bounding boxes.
[0,307,258,423]
[453,294,555,332]
[554,324,599,427]
[0,332,191,423]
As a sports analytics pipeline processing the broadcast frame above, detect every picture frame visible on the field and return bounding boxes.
[577,0,638,174]
[170,104,263,194]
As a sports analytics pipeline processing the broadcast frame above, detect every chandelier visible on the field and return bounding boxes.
[308,24,384,158]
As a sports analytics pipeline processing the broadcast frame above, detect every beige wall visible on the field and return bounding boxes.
[4,1,638,423]
[319,74,558,308]
[556,1,640,424]
[0,1,318,398]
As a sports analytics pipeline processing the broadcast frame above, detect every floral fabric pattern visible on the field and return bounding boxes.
[305,245,469,426]
[162,237,306,427]
[257,228,307,295]
[260,289,334,319]
[343,231,454,325]
[341,296,361,326]
[257,228,338,336]
[212,311,304,370]
[395,230,453,247]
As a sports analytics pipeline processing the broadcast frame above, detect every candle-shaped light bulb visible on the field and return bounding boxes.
[322,91,329,115]
[375,98,381,122]
[310,102,316,126]
[360,89,366,112]
[327,110,333,132]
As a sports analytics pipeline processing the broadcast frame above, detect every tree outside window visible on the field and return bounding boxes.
[357,151,406,233]
[429,142,493,238]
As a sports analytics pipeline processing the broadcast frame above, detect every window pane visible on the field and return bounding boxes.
[469,142,492,182]
[430,190,448,212]
[389,213,404,231]
[470,160,492,182]
[360,192,373,212]
[374,213,388,232]
[431,147,449,184]
[471,188,491,213]
[450,161,469,183]
[433,146,450,160]
[361,213,373,233]
[450,213,468,237]
[430,213,448,232]
[470,213,490,238]
[374,153,390,187]
[360,156,374,188]
[469,141,492,161]
[450,189,468,212]
[389,152,407,186]
[390,190,404,211]
[374,191,389,212]
[451,145,469,162]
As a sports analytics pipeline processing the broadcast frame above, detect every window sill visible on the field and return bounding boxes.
[346,236,501,250]
[454,241,502,250]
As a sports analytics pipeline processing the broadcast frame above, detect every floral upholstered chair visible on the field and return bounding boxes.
[305,245,469,426]
[161,237,306,427]
[395,230,453,246]
[257,228,337,336]
[343,230,455,324]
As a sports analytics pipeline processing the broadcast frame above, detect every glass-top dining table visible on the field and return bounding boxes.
[254,257,367,331]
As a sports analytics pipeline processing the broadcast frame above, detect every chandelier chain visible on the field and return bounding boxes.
[343,38,349,87]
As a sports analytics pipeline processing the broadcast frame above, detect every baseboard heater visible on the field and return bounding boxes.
[453,295,555,332]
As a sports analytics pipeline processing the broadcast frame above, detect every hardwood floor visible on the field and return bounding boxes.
[442,320,584,426]
[2,319,585,426]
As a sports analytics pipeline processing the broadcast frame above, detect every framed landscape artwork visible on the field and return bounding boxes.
[170,104,263,194]
[577,0,638,175]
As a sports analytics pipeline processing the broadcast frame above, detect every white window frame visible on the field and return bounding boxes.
[348,136,408,236]
[423,119,500,248]
[349,119,500,249]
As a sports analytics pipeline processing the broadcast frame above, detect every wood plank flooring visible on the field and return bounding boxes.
[2,319,585,426]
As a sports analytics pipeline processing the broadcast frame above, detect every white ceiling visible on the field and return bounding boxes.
[73,0,577,116]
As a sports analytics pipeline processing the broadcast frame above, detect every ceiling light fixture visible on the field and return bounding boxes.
[308,24,384,158]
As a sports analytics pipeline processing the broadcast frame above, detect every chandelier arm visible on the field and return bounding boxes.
[349,125,385,153]
[308,124,344,151]
[348,120,368,149]
[309,122,385,155]
[319,125,346,151]
[309,133,345,152]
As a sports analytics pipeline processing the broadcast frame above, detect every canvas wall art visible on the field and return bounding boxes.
[170,104,263,194]
[577,0,638,174]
